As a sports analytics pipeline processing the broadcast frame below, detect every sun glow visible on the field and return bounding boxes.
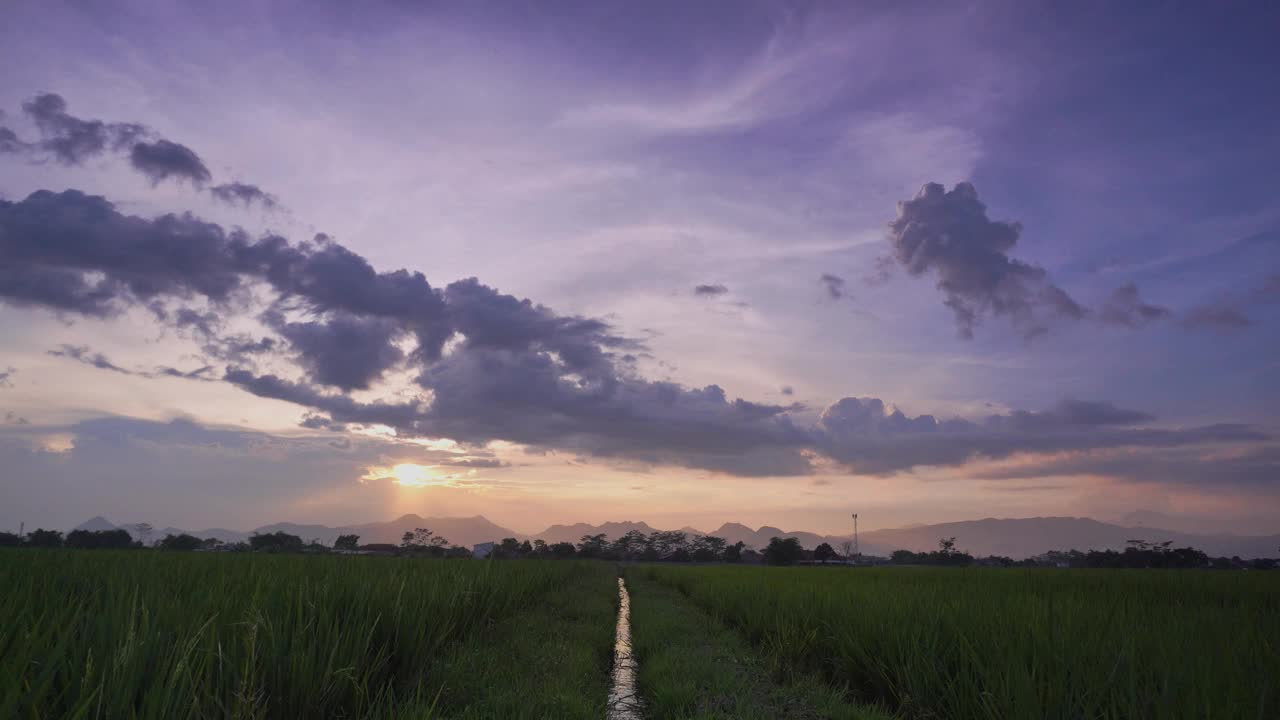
[362,462,476,488]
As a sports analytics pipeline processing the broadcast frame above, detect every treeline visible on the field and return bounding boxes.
[0,526,478,557]
[489,531,830,565]
[887,537,1279,570]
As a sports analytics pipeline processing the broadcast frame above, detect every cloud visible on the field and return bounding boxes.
[210,182,278,209]
[3,186,1272,481]
[0,367,14,387]
[973,445,1280,489]
[130,140,212,186]
[274,313,405,391]
[1180,274,1280,333]
[47,344,133,374]
[819,273,846,299]
[694,284,728,297]
[1097,283,1169,328]
[815,396,1264,475]
[47,344,212,381]
[886,182,1086,338]
[3,94,276,202]
[20,93,148,164]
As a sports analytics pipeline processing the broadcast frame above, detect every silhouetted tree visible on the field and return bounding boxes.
[495,537,525,559]
[250,531,303,552]
[813,542,837,563]
[838,539,856,559]
[0,531,22,547]
[763,537,803,566]
[549,541,576,558]
[693,535,727,562]
[158,533,202,551]
[577,533,609,558]
[401,527,449,556]
[67,529,130,549]
[723,541,746,563]
[611,530,649,560]
[27,528,64,547]
[334,534,360,551]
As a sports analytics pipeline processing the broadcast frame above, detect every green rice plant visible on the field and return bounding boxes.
[0,550,604,719]
[635,565,1280,719]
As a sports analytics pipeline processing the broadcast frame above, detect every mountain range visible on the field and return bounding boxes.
[70,514,1280,559]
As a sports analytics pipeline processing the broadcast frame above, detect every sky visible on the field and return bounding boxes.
[1,0,1277,537]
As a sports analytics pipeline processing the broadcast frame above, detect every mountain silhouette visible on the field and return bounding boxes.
[66,514,1278,558]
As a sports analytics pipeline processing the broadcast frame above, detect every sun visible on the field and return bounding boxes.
[359,463,447,488]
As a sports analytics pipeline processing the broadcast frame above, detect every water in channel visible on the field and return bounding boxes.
[606,576,643,719]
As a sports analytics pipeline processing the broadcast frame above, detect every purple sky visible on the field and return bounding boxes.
[1,1,1277,536]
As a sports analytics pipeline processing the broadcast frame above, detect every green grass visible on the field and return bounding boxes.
[429,562,617,719]
[634,564,1280,720]
[625,572,893,720]
[0,550,612,719]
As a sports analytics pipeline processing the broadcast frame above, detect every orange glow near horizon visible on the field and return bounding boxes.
[362,463,466,488]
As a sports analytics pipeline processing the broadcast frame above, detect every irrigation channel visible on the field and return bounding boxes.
[606,576,644,719]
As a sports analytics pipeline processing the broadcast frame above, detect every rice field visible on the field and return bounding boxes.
[630,565,1280,720]
[7,550,1277,719]
[0,550,613,719]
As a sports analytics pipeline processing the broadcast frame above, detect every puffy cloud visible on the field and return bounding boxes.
[130,140,212,186]
[694,284,728,296]
[886,182,1085,338]
[3,94,276,201]
[3,186,1271,480]
[1097,283,1169,328]
[20,93,147,164]
[275,313,405,391]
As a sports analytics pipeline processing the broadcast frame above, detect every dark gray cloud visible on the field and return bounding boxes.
[412,346,813,476]
[20,93,148,164]
[886,182,1086,338]
[444,277,639,378]
[224,369,427,429]
[0,367,14,388]
[973,445,1280,489]
[47,344,212,381]
[1181,303,1252,332]
[1098,283,1169,328]
[47,344,132,374]
[1180,274,1280,333]
[816,396,1264,475]
[4,94,277,202]
[275,313,405,391]
[210,182,278,210]
[130,140,212,186]
[694,284,728,296]
[4,186,1272,480]
[819,273,846,299]
[0,125,26,154]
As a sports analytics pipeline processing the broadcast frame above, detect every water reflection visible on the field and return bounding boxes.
[606,577,643,719]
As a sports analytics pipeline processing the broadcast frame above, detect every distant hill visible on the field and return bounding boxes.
[70,514,521,549]
[67,514,1278,558]
[858,517,1280,559]
[537,520,659,544]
